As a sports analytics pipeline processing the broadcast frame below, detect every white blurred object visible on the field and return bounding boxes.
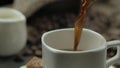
[109,66,115,68]
[13,0,56,17]
[20,65,26,68]
[0,8,27,56]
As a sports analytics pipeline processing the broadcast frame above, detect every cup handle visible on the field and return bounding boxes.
[106,40,120,68]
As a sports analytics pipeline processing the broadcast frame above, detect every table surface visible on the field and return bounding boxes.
[0,56,32,68]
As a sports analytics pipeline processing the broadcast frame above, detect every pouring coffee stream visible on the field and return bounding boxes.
[74,0,94,51]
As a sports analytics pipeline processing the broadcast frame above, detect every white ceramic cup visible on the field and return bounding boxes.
[42,28,120,68]
[0,8,27,56]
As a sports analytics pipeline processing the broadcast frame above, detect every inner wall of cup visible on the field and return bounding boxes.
[0,9,23,20]
[43,28,106,51]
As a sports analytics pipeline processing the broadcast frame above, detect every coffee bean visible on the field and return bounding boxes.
[27,26,36,34]
[27,35,38,44]
[31,45,39,51]
[37,45,42,50]
[31,31,39,38]
[23,47,33,56]
[114,62,120,67]
[47,23,54,30]
[53,23,59,29]
[108,52,115,57]
[35,50,42,57]
[39,30,47,35]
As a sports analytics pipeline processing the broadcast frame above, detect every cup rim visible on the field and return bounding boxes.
[41,28,106,53]
[0,7,25,23]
